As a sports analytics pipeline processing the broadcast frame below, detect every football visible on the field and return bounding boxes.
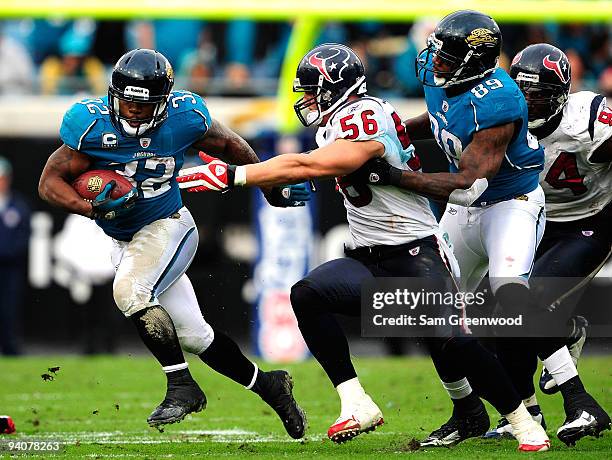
[72,169,135,202]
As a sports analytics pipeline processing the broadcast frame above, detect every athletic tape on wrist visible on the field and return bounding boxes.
[234,166,247,186]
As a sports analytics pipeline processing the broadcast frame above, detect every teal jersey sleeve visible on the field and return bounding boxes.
[468,70,525,132]
[59,98,109,151]
[166,91,212,146]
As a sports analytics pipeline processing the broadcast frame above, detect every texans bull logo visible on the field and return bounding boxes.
[543,53,570,84]
[308,46,351,84]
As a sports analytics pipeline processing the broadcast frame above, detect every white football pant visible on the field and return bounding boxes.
[111,206,214,354]
[440,186,546,294]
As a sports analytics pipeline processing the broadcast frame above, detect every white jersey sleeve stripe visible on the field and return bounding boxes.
[77,119,97,151]
[470,101,480,132]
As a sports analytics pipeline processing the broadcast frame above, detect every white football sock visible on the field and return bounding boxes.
[504,402,534,433]
[336,377,366,413]
[441,377,472,400]
[542,346,578,387]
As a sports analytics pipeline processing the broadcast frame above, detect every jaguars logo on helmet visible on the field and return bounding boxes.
[293,43,367,127]
[510,43,571,128]
[465,28,498,47]
[416,10,502,88]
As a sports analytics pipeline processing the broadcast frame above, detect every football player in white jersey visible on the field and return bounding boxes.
[178,43,549,451]
[483,43,611,445]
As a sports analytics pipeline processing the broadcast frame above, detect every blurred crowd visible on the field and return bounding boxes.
[0,18,610,98]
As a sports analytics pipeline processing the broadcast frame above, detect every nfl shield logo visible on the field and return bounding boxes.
[140,138,151,148]
[409,246,420,256]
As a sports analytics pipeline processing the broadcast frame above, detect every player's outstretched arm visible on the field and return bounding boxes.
[191,118,304,205]
[243,139,384,187]
[178,139,384,191]
[355,122,514,206]
[403,111,434,140]
[39,144,94,217]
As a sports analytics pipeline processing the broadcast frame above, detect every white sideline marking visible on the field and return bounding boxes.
[12,428,397,445]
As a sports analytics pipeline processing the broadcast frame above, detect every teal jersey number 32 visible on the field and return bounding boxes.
[60,91,212,241]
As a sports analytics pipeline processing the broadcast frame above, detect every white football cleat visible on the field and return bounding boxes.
[327,394,384,443]
[514,420,550,452]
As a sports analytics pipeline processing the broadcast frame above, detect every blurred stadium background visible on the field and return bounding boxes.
[0,0,610,362]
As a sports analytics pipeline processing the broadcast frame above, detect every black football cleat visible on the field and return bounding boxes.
[253,370,307,439]
[147,379,207,427]
[420,404,490,447]
[557,393,611,446]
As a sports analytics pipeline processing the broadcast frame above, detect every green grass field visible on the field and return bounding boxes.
[1,355,611,458]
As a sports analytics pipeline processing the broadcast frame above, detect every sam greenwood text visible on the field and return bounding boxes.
[372,314,524,327]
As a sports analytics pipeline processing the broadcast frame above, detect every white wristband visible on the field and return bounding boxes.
[234,165,247,186]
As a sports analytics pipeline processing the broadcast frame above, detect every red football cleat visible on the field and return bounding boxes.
[327,395,384,444]
[0,415,16,434]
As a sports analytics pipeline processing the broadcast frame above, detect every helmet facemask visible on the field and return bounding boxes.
[416,33,498,88]
[293,74,366,127]
[108,86,169,137]
[516,78,569,129]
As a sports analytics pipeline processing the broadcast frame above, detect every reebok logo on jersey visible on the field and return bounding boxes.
[348,103,362,114]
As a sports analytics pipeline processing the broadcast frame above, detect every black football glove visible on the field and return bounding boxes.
[91,180,138,220]
[345,158,403,186]
[266,183,312,207]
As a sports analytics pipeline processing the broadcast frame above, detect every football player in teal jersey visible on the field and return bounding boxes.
[39,49,307,437]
